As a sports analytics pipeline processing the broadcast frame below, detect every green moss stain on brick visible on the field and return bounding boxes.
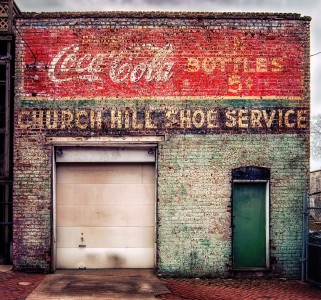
[157,134,308,277]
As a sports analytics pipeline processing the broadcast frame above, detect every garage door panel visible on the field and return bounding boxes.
[57,227,155,248]
[57,204,89,226]
[57,184,94,205]
[56,247,154,269]
[56,161,155,269]
[57,183,155,205]
[57,204,154,227]
[143,164,156,183]
[57,163,149,184]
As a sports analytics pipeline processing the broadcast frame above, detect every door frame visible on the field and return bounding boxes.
[50,136,163,272]
[232,179,270,270]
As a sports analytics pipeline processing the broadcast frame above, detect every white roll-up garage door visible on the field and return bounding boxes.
[56,161,155,269]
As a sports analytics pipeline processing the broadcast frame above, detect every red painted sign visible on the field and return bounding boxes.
[22,27,304,100]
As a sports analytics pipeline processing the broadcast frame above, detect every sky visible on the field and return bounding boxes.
[15,0,321,170]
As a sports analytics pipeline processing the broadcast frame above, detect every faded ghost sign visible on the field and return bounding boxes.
[49,44,174,84]
[18,108,308,133]
[22,27,305,100]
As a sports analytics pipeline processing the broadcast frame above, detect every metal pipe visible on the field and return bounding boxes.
[301,192,307,282]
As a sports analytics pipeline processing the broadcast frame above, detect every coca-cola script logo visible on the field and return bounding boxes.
[48,44,175,84]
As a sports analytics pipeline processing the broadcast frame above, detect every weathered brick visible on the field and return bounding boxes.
[12,12,310,277]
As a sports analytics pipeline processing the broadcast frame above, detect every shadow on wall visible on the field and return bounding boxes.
[108,254,126,268]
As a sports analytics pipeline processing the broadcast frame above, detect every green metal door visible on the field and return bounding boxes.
[233,182,267,269]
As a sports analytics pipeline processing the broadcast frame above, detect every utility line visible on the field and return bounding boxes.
[13,24,37,64]
[11,23,321,60]
[311,51,321,57]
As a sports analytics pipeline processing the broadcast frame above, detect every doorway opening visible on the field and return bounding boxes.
[53,146,157,270]
[232,166,270,270]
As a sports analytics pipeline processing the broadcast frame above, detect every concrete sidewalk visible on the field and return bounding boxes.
[26,269,169,300]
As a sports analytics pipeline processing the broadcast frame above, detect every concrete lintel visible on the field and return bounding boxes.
[46,136,165,146]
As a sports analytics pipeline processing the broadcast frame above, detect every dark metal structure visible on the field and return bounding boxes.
[302,192,321,285]
[0,0,19,264]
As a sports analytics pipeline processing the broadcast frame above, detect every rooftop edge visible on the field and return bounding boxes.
[16,11,311,21]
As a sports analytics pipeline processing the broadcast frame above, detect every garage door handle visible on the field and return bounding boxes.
[79,245,86,248]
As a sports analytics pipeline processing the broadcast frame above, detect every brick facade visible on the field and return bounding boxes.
[13,12,310,277]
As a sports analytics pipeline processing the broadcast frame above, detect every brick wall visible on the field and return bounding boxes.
[13,12,310,277]
[158,134,308,277]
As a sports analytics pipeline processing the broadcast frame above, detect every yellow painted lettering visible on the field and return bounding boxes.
[216,57,229,72]
[251,110,263,128]
[180,110,191,128]
[75,111,88,129]
[233,57,243,73]
[262,110,276,128]
[256,58,268,72]
[297,110,307,129]
[243,58,256,73]
[278,109,284,128]
[225,110,237,128]
[165,109,179,128]
[228,75,242,94]
[124,109,130,129]
[111,110,122,129]
[132,110,143,129]
[145,110,156,129]
[238,109,249,129]
[18,110,32,129]
[46,110,58,129]
[61,110,74,129]
[32,110,44,129]
[271,58,283,72]
[192,110,205,128]
[187,58,200,72]
[90,111,102,129]
[207,110,219,128]
[284,109,296,128]
[202,57,216,73]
